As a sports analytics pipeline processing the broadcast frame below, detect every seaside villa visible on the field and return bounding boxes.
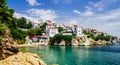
[26,36,49,45]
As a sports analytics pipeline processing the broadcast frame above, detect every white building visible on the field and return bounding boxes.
[55,22,65,29]
[26,36,49,45]
[32,19,43,28]
[46,24,58,37]
[46,28,58,37]
[72,25,83,36]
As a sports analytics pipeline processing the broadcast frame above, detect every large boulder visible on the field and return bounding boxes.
[95,40,105,45]
[71,38,79,46]
[59,40,65,46]
[0,38,19,60]
[0,52,47,65]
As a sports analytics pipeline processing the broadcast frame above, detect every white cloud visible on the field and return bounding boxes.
[13,8,58,22]
[69,20,78,25]
[73,10,81,15]
[71,8,120,37]
[52,0,61,4]
[84,6,92,11]
[88,0,120,11]
[26,8,58,20]
[26,0,41,6]
[73,10,94,17]
[14,12,37,22]
[52,0,72,4]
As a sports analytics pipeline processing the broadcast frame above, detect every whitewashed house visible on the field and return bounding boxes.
[46,28,58,37]
[55,22,65,29]
[46,24,58,37]
[27,36,49,45]
[72,25,83,36]
[32,19,43,28]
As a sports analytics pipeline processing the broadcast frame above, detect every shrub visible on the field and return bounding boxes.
[50,34,72,45]
[0,37,2,43]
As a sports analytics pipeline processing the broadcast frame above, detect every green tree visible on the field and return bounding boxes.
[87,34,96,40]
[0,24,5,35]
[54,34,63,43]
[50,34,72,45]
[28,28,36,36]
[36,28,42,35]
[27,28,43,36]
[0,37,2,43]
[27,22,32,29]
[40,22,47,32]
[11,29,26,40]
[50,37,55,45]
[17,17,27,28]
[96,34,104,41]
[104,36,111,41]
[58,27,63,33]
[63,35,72,45]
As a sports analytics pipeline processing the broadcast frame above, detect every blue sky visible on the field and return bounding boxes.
[7,0,120,37]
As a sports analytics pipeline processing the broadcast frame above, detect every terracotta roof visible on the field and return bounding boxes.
[73,25,78,28]
[47,20,52,22]
[31,36,48,39]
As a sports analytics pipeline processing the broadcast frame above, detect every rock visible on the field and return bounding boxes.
[59,40,65,46]
[83,38,95,46]
[71,38,79,46]
[0,38,19,60]
[0,52,47,65]
[96,40,105,45]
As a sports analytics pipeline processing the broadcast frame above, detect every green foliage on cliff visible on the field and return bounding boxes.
[50,37,55,45]
[17,17,32,29]
[0,24,6,35]
[0,0,32,41]
[50,34,72,45]
[11,29,27,40]
[40,22,47,32]
[83,30,114,41]
[28,28,43,36]
[0,37,2,43]
[58,27,64,33]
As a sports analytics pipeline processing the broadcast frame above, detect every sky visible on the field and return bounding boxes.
[7,0,120,37]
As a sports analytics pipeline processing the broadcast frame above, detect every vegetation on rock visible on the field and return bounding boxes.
[83,30,116,42]
[50,34,72,45]
[28,28,43,36]
[58,27,64,33]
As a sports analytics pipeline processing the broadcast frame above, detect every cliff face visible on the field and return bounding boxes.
[0,24,19,60]
[0,24,46,65]
[71,36,95,46]
[0,52,47,65]
[71,36,112,46]
[0,40,18,60]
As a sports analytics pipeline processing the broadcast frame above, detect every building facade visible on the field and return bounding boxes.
[46,23,58,37]
[72,25,83,36]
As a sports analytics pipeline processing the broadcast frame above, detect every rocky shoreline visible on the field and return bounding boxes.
[0,52,46,65]
[0,37,47,65]
[57,36,114,46]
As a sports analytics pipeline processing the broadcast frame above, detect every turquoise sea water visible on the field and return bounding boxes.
[20,43,120,65]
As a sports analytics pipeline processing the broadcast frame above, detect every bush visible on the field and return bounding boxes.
[0,24,6,35]
[0,27,5,35]
[50,37,55,45]
[11,29,26,40]
[0,37,2,43]
[50,34,72,45]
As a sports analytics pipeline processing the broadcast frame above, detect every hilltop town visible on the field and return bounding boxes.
[20,19,117,46]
